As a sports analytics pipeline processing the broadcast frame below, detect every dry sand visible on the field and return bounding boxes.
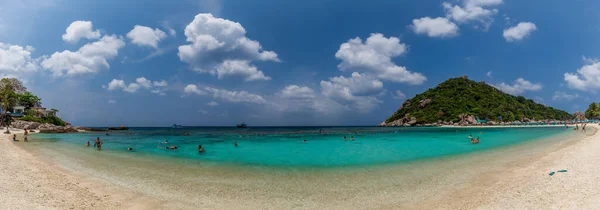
[0,129,163,209]
[1,125,600,209]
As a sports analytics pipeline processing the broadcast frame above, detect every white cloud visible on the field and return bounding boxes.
[564,59,600,92]
[503,22,537,42]
[280,85,315,99]
[411,17,459,38]
[108,100,116,104]
[41,35,125,77]
[62,21,101,43]
[486,71,492,78]
[552,91,579,101]
[178,13,278,81]
[0,43,39,73]
[210,60,271,81]
[184,84,205,95]
[393,90,406,99]
[204,87,266,104]
[335,33,426,85]
[107,77,168,94]
[320,72,383,112]
[207,101,219,106]
[126,25,167,48]
[442,0,503,29]
[495,78,542,95]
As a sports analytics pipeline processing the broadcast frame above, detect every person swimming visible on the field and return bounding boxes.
[468,135,473,139]
[127,147,133,151]
[234,142,238,147]
[164,140,169,144]
[168,146,178,150]
[12,134,18,142]
[351,136,354,141]
[303,139,307,142]
[344,136,347,141]
[198,145,204,153]
[86,141,90,147]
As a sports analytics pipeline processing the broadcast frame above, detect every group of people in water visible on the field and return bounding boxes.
[85,137,104,150]
[11,129,29,142]
[468,135,480,144]
[574,123,587,132]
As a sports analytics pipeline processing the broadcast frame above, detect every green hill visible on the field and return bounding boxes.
[384,77,572,125]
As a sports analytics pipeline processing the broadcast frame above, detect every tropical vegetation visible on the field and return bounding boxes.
[385,77,572,124]
[0,78,65,127]
[585,103,600,119]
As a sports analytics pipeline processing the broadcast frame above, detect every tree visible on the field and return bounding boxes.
[585,103,600,119]
[18,92,41,109]
[0,78,26,94]
[0,79,19,113]
[0,113,12,134]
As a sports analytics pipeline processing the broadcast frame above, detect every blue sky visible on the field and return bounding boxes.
[1,0,599,126]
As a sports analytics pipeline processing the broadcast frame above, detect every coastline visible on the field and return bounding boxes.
[3,125,600,209]
[0,128,163,209]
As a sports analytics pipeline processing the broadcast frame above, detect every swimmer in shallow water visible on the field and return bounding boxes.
[168,146,178,150]
[351,136,354,141]
[198,145,204,153]
[127,147,133,151]
[234,142,238,147]
[468,135,473,139]
[86,141,90,147]
[344,136,347,141]
[303,139,307,142]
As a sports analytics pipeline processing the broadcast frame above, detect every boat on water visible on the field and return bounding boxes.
[236,123,247,128]
[171,124,184,129]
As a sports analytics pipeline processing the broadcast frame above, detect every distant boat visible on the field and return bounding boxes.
[236,123,247,128]
[171,124,184,129]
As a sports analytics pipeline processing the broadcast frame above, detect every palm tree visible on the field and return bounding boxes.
[0,113,12,134]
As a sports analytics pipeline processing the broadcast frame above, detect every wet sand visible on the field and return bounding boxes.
[3,125,600,209]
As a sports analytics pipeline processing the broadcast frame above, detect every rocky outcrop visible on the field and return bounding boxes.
[11,120,79,133]
[75,127,107,132]
[380,114,418,126]
[108,126,129,131]
[458,113,477,125]
[418,98,432,107]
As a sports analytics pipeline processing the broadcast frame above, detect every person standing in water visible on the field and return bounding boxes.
[95,137,103,150]
[23,129,28,142]
[86,141,90,147]
[12,134,18,142]
[344,136,347,141]
[351,136,354,141]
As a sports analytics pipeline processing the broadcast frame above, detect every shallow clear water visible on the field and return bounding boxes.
[33,126,571,167]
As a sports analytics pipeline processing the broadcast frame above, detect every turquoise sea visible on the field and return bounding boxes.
[32,126,573,167]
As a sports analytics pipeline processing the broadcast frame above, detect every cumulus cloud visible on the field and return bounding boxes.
[552,91,579,101]
[178,13,278,81]
[495,78,542,95]
[503,22,537,42]
[486,71,492,78]
[320,72,384,112]
[126,25,167,48]
[106,77,168,94]
[41,35,125,77]
[564,59,600,92]
[211,60,270,81]
[0,43,39,73]
[184,84,205,95]
[204,87,266,104]
[410,17,459,38]
[207,101,219,106]
[62,21,101,43]
[442,0,503,29]
[335,33,426,85]
[280,85,315,99]
[393,90,406,99]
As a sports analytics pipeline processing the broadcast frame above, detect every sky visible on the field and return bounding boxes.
[1,0,600,127]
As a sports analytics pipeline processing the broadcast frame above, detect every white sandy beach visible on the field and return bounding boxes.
[1,125,600,209]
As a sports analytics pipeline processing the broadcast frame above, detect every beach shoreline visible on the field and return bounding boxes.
[2,125,600,209]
